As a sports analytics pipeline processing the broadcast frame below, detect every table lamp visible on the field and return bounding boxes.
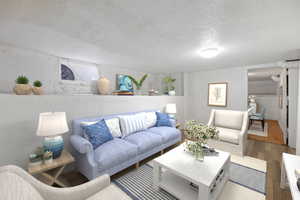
[36,112,69,159]
[165,103,177,119]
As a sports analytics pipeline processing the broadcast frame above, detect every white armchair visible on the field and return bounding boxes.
[0,165,131,200]
[207,109,248,156]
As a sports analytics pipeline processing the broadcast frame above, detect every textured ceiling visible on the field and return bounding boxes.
[0,0,300,72]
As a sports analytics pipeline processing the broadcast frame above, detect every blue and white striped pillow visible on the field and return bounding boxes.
[119,113,146,137]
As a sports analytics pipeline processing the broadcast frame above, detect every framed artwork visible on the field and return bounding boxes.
[116,74,133,92]
[208,82,228,107]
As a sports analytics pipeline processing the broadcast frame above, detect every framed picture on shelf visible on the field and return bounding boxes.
[208,82,228,107]
[116,74,134,92]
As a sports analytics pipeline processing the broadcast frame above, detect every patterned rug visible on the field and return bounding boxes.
[114,161,266,200]
[248,121,268,137]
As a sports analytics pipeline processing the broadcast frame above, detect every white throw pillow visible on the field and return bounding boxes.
[119,113,146,137]
[144,112,157,129]
[105,118,122,138]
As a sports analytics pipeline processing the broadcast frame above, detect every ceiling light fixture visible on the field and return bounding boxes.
[198,47,222,58]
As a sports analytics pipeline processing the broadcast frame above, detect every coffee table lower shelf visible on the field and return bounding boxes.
[156,171,228,200]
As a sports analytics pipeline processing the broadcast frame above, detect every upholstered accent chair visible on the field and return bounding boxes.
[0,165,131,200]
[207,109,248,156]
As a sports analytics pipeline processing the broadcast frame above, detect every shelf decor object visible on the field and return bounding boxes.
[127,74,148,95]
[165,103,177,119]
[208,82,228,107]
[97,76,110,95]
[32,80,44,95]
[14,75,32,95]
[184,120,219,161]
[36,112,69,159]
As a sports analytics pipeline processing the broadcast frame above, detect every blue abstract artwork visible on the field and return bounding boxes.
[117,74,133,92]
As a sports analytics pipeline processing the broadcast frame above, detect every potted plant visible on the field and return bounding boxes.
[32,80,43,95]
[128,74,148,95]
[184,120,219,161]
[163,76,176,96]
[43,151,53,164]
[14,75,32,95]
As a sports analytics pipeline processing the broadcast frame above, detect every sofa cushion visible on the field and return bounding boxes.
[147,127,181,143]
[105,118,122,138]
[214,110,244,130]
[217,127,240,144]
[144,112,157,128]
[81,119,113,149]
[119,113,146,137]
[155,112,172,127]
[94,138,138,171]
[124,131,163,154]
[87,184,131,200]
[0,172,44,200]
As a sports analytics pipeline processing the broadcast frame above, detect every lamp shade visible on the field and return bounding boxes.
[36,112,69,137]
[165,104,177,114]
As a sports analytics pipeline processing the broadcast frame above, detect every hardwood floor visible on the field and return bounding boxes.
[248,120,285,145]
[62,122,296,200]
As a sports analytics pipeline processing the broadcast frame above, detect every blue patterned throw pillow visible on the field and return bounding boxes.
[156,112,172,127]
[81,119,113,149]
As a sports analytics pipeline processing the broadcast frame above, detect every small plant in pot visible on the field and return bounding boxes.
[32,80,44,95]
[163,76,176,96]
[128,74,148,95]
[43,151,53,164]
[14,75,32,95]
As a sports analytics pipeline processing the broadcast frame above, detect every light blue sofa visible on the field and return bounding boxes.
[70,110,181,180]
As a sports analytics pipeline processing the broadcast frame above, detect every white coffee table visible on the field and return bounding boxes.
[153,144,230,200]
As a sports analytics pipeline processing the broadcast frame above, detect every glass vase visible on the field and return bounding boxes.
[195,149,204,162]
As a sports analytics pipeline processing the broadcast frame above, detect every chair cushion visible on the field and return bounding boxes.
[217,127,240,144]
[147,127,181,143]
[94,138,138,171]
[81,119,113,149]
[0,172,44,200]
[124,131,163,154]
[155,112,172,127]
[214,110,244,130]
[86,184,131,200]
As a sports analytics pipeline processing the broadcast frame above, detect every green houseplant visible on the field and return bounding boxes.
[14,75,32,95]
[127,74,148,94]
[184,120,219,161]
[163,76,176,96]
[32,80,44,95]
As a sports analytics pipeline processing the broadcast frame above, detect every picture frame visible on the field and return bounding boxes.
[116,74,134,92]
[208,82,228,107]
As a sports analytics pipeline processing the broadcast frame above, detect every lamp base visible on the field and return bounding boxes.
[43,136,64,159]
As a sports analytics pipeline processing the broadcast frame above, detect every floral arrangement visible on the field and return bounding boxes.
[184,120,219,160]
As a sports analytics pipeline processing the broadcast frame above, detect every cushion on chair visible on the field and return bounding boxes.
[86,184,131,200]
[147,127,181,143]
[217,127,240,144]
[124,131,163,154]
[0,172,44,200]
[94,138,138,171]
[214,110,244,130]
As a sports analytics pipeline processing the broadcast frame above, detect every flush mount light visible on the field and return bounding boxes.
[198,47,222,58]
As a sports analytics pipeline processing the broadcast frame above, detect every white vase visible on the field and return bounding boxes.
[97,77,110,95]
[168,90,176,96]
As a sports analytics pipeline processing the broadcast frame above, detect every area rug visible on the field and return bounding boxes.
[248,121,268,137]
[114,160,266,200]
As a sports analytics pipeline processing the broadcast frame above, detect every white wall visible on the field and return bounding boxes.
[184,67,248,123]
[254,95,280,120]
[0,94,184,168]
[248,80,278,95]
[0,44,184,95]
